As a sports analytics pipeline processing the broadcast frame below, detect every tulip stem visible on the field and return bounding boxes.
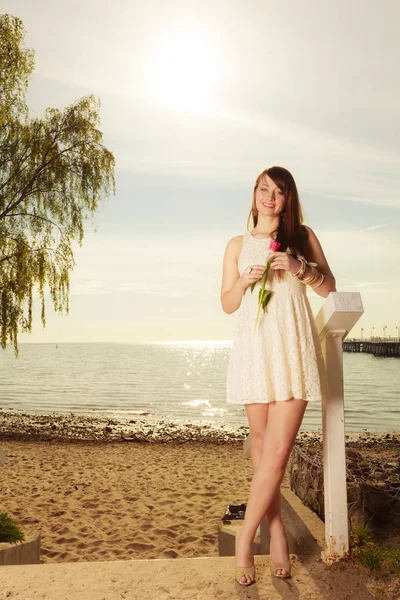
[253,256,274,333]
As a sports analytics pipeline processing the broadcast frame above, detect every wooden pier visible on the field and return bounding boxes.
[343,338,400,357]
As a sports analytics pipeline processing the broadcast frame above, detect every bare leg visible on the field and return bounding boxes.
[245,403,269,473]
[239,403,281,583]
[234,404,268,584]
[245,404,282,529]
[237,398,307,582]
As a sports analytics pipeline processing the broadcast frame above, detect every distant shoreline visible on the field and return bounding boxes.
[0,407,398,447]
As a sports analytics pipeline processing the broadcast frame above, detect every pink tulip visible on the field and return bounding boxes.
[268,240,281,252]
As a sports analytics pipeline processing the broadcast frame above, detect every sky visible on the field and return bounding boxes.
[2,0,400,343]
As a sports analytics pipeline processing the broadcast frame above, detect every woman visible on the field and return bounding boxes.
[221,166,336,585]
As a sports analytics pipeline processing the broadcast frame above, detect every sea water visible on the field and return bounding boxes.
[0,342,399,432]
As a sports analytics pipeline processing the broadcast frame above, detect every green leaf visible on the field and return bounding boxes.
[262,290,273,310]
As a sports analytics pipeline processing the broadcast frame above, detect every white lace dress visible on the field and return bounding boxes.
[226,231,329,405]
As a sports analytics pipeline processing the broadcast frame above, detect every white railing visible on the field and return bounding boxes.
[243,291,364,563]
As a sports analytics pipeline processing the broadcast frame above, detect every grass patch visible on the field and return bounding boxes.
[350,523,400,576]
[0,512,25,544]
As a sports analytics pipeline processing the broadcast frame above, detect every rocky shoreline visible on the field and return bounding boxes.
[0,408,248,444]
[0,407,399,448]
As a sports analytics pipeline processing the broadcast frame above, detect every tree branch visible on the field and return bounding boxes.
[0,139,92,218]
[2,211,65,238]
[0,245,57,264]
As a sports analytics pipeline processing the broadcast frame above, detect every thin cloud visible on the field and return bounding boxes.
[118,282,190,297]
[342,281,386,289]
[356,224,389,233]
[69,280,109,296]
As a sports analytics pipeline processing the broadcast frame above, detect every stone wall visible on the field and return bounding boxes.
[289,442,400,530]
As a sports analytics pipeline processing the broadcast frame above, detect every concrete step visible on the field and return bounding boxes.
[0,554,324,599]
[218,485,326,558]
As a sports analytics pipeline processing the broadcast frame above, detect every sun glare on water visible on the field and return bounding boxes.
[145,23,223,113]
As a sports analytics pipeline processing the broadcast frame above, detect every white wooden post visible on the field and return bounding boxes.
[243,291,363,563]
[315,291,363,562]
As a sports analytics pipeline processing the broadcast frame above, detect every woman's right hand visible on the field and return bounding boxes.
[238,265,267,290]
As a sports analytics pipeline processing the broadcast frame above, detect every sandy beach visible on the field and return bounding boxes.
[0,438,256,563]
[0,407,255,564]
[0,409,398,564]
[1,410,399,599]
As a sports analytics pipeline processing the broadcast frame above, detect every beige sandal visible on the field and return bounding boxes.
[234,525,256,586]
[270,558,291,578]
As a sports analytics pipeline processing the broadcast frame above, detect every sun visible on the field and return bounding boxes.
[145,23,222,112]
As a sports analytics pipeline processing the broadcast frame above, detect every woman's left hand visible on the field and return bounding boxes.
[269,251,301,274]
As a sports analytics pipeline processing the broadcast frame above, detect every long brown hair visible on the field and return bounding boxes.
[246,166,310,266]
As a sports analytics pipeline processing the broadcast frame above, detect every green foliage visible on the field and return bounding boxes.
[385,546,400,571]
[0,14,116,356]
[0,14,34,125]
[357,543,387,572]
[350,522,374,546]
[350,522,400,576]
[0,512,25,543]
